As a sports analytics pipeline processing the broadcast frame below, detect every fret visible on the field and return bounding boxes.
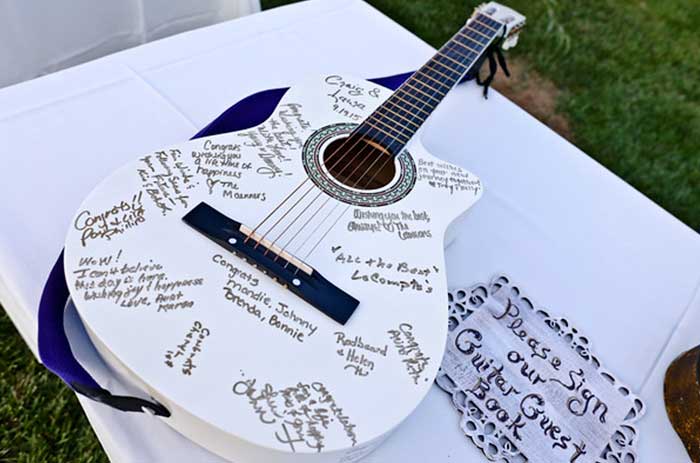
[438,41,479,62]
[369,113,413,139]
[390,89,434,116]
[362,121,408,145]
[405,78,445,100]
[436,50,469,69]
[450,39,481,56]
[435,49,477,73]
[385,96,430,120]
[423,63,459,85]
[385,95,429,120]
[458,30,487,47]
[404,80,444,105]
[460,28,489,46]
[454,33,484,53]
[370,113,415,141]
[399,83,439,108]
[469,20,496,36]
[465,24,491,41]
[348,11,504,156]
[371,106,417,131]
[414,70,451,93]
[364,118,411,143]
[472,17,498,32]
[392,92,435,122]
[475,13,503,30]
[392,95,435,121]
[355,124,378,140]
[426,60,462,81]
[434,47,476,75]
[375,104,421,129]
[357,125,404,152]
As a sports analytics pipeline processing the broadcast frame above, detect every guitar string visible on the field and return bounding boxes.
[246,130,374,246]
[282,78,448,263]
[275,74,437,261]
[341,37,479,191]
[321,19,499,208]
[278,194,337,256]
[252,128,395,252]
[286,200,342,260]
[296,74,445,262]
[294,22,497,262]
[255,18,497,265]
[249,16,492,248]
[296,74,444,262]
[252,80,421,252]
[244,143,357,247]
[268,128,406,260]
[283,23,494,266]
[245,100,407,247]
[344,28,497,197]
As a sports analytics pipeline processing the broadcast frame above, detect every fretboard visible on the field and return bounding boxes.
[357,13,504,154]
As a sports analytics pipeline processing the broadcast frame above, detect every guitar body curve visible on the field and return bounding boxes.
[63,74,483,462]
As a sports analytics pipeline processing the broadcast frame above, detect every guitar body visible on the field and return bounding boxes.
[63,74,483,462]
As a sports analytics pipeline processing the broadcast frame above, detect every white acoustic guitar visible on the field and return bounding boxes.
[61,3,525,462]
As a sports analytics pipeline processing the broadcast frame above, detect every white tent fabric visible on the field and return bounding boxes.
[0,0,260,89]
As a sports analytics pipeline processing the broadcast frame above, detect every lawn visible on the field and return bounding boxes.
[1,0,698,461]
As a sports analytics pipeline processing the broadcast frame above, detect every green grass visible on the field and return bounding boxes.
[511,0,700,228]
[1,1,698,461]
[0,312,105,462]
[266,0,700,229]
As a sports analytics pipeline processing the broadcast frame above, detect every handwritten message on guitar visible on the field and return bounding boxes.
[437,275,644,463]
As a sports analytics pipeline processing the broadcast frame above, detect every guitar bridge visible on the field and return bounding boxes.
[182,202,359,325]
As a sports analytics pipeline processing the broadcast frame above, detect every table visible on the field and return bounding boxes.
[1,0,698,461]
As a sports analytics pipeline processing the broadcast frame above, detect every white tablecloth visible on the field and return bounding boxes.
[1,0,698,461]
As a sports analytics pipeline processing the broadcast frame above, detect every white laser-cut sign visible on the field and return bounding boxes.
[437,275,645,463]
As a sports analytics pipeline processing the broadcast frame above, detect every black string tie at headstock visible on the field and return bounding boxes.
[463,3,525,98]
[462,25,512,100]
[475,44,510,99]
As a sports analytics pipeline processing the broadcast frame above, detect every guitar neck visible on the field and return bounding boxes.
[357,12,504,155]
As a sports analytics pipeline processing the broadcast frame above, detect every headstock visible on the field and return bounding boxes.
[473,2,526,50]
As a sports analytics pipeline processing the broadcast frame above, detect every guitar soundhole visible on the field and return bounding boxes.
[302,122,415,207]
[322,135,396,191]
